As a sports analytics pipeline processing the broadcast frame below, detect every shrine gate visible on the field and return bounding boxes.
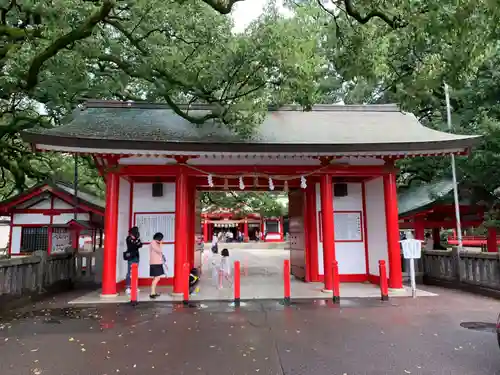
[22,100,478,297]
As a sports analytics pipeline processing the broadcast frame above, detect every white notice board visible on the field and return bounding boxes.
[334,211,362,242]
[135,213,175,243]
[52,229,71,253]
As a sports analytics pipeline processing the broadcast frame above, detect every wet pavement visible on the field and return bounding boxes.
[1,286,500,375]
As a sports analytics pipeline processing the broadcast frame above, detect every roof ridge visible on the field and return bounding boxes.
[82,100,401,113]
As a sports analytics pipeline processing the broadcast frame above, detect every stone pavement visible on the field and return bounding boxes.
[70,249,436,304]
[1,286,500,375]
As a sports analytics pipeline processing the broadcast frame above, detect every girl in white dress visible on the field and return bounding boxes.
[219,248,232,288]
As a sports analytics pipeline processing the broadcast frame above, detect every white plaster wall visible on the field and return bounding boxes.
[132,183,176,214]
[316,182,366,275]
[0,224,10,249]
[365,177,388,276]
[52,213,90,225]
[10,227,21,255]
[53,198,73,209]
[131,182,176,278]
[29,198,51,209]
[13,213,50,225]
[116,178,131,282]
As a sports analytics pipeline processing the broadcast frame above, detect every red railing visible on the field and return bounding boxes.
[447,235,500,246]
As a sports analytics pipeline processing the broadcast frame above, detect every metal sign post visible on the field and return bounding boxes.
[400,239,422,298]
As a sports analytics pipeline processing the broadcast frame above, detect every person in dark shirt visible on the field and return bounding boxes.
[124,226,142,295]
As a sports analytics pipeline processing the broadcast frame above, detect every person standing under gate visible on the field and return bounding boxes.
[149,232,166,299]
[219,248,232,288]
[211,233,219,254]
[124,226,142,295]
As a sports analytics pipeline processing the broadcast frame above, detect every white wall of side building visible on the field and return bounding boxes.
[0,224,9,249]
[10,196,89,255]
[365,177,389,276]
[316,182,367,276]
[128,182,176,279]
[116,178,131,282]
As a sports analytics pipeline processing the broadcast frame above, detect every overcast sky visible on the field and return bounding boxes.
[231,0,268,32]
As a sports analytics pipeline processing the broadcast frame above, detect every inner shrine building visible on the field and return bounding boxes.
[22,101,478,297]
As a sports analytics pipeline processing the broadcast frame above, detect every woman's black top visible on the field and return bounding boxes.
[126,236,143,261]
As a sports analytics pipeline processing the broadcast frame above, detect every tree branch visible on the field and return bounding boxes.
[201,0,244,14]
[342,0,407,29]
[25,0,115,91]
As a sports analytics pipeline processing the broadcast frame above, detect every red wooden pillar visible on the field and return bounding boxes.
[414,221,425,240]
[174,168,189,294]
[261,219,265,241]
[320,174,335,292]
[487,227,497,252]
[383,172,403,289]
[7,213,13,256]
[101,172,119,296]
[243,220,249,242]
[305,184,318,282]
[279,216,284,241]
[203,220,209,243]
[71,229,79,249]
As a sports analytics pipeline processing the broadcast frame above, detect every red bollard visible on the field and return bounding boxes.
[183,263,190,305]
[332,260,340,303]
[283,259,291,305]
[234,261,241,306]
[130,263,139,305]
[379,260,389,301]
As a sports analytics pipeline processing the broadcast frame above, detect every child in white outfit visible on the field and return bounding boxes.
[216,248,232,288]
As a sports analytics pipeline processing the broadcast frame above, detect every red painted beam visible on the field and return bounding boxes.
[398,221,482,229]
[12,208,87,215]
[118,164,388,177]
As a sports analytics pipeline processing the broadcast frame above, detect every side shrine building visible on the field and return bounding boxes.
[22,101,479,297]
[0,181,104,256]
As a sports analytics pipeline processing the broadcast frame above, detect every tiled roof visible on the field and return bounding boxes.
[55,182,105,210]
[0,180,104,214]
[22,100,480,154]
[398,179,463,217]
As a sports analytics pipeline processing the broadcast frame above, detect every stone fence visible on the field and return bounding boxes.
[422,248,500,294]
[0,251,74,300]
[75,250,102,284]
[0,249,102,309]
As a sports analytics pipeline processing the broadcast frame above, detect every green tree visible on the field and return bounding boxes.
[202,191,287,217]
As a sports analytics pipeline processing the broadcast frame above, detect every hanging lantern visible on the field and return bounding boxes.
[239,176,245,190]
[268,177,275,191]
[207,174,214,188]
[300,176,307,189]
[254,175,259,187]
[224,178,229,190]
[283,180,289,193]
